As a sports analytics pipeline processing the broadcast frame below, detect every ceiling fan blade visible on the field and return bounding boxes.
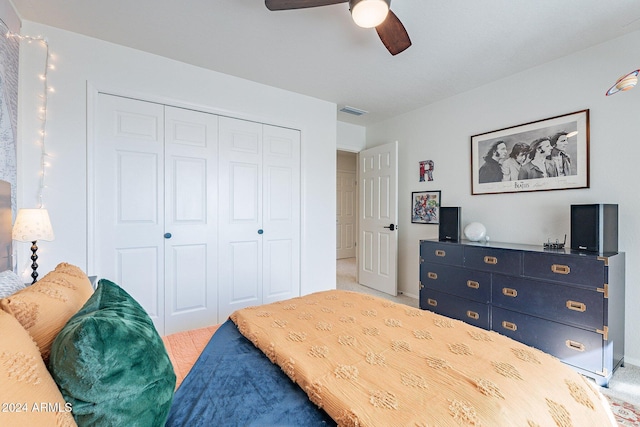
[375,10,411,55]
[265,0,347,11]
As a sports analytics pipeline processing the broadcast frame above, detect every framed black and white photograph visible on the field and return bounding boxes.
[411,190,440,224]
[471,109,589,195]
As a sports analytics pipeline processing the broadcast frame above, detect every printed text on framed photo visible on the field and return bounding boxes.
[471,109,589,195]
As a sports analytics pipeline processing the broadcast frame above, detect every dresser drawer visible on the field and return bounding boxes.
[493,307,604,374]
[463,246,522,275]
[420,288,490,329]
[523,252,607,289]
[420,241,463,266]
[421,263,491,303]
[492,275,605,330]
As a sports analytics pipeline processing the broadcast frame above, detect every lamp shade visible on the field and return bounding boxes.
[12,209,55,242]
[350,0,390,28]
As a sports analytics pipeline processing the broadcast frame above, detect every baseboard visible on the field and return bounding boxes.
[399,291,418,300]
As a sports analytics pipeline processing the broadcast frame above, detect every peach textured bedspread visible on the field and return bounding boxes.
[162,325,219,389]
[231,290,616,427]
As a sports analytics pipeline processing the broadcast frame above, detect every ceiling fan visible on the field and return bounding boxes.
[264,0,411,56]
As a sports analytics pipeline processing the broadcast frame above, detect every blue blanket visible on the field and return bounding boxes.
[166,319,335,426]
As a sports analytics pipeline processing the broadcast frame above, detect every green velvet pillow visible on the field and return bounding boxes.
[49,279,176,427]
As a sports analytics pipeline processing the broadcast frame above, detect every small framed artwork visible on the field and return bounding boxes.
[471,109,589,195]
[411,191,441,224]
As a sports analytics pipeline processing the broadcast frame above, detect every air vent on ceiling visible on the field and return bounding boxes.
[339,106,368,116]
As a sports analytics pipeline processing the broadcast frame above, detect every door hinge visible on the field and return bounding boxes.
[419,256,424,264]
[419,281,424,290]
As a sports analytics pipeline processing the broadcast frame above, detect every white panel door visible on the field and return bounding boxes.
[358,141,398,295]
[218,117,263,319]
[337,171,356,259]
[218,118,301,319]
[95,94,166,331]
[262,124,300,305]
[163,106,218,334]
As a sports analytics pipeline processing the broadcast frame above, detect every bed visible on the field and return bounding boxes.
[0,271,619,427]
[0,180,617,426]
[164,290,617,426]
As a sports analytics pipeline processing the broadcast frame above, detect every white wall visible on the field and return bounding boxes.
[16,21,337,297]
[337,121,366,152]
[366,30,640,365]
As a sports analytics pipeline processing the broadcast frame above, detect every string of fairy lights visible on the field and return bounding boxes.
[4,29,54,208]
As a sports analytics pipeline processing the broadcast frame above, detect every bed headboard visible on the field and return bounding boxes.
[0,180,12,271]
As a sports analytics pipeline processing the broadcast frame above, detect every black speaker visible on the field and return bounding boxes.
[439,207,461,242]
[570,204,618,253]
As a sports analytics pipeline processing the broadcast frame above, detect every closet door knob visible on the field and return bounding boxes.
[164,233,172,239]
[258,229,264,235]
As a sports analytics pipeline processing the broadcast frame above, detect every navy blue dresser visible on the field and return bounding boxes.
[419,239,625,386]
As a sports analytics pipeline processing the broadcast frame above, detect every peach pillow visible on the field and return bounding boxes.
[0,263,94,361]
[0,309,77,427]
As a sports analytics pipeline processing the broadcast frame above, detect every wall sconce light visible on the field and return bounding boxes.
[606,69,639,96]
[350,0,390,28]
[12,208,55,284]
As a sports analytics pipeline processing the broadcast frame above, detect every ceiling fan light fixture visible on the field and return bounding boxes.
[349,0,390,28]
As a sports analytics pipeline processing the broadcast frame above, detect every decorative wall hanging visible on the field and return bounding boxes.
[0,17,21,213]
[419,160,434,182]
[471,109,589,195]
[606,69,639,95]
[411,190,440,224]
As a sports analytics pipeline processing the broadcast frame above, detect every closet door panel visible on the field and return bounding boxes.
[262,125,300,304]
[231,163,259,221]
[117,247,160,320]
[95,94,165,332]
[218,117,263,320]
[230,241,260,302]
[118,152,159,222]
[164,106,218,334]
[170,244,206,310]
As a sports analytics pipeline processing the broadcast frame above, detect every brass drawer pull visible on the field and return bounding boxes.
[467,280,479,289]
[566,340,585,352]
[501,321,517,331]
[484,256,498,265]
[551,264,571,275]
[427,298,437,307]
[427,272,438,280]
[467,310,479,320]
[502,288,518,298]
[566,300,586,312]
[435,250,446,257]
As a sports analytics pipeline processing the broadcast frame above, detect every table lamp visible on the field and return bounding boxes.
[12,208,55,284]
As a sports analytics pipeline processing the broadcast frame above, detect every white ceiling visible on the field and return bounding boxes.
[10,0,640,125]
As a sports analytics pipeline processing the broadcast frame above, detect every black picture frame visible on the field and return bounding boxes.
[471,109,589,195]
[411,190,441,224]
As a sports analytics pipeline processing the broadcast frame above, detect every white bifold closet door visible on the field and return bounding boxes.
[217,117,301,320]
[94,94,218,335]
